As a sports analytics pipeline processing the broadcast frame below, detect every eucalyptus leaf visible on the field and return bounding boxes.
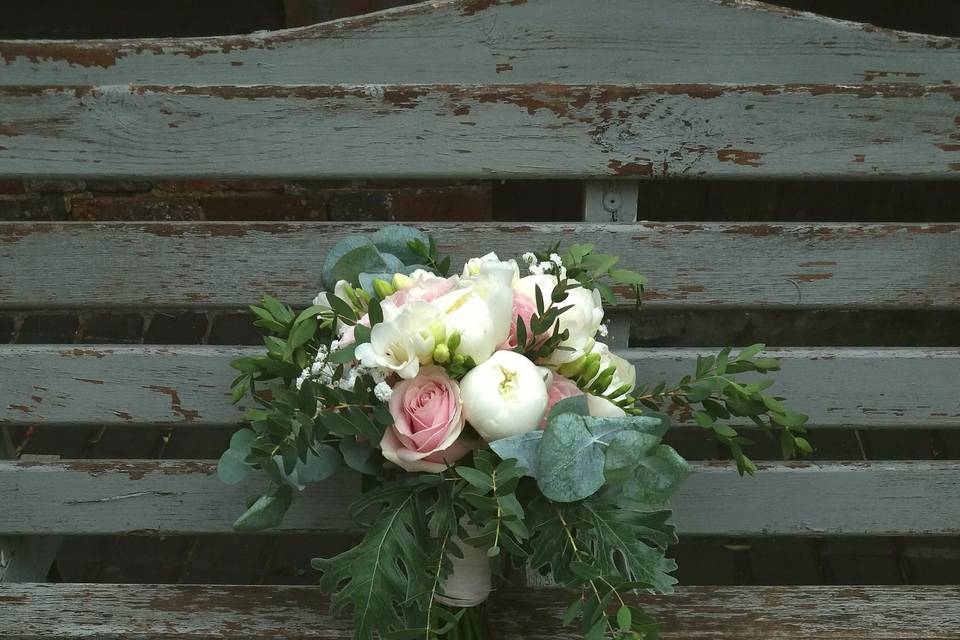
[371,225,430,265]
[233,485,294,531]
[623,444,692,509]
[297,444,341,484]
[217,429,258,485]
[488,430,543,478]
[323,237,389,288]
[341,438,384,476]
[604,431,660,482]
[537,414,606,502]
[547,394,590,422]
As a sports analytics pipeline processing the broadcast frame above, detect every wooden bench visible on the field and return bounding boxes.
[2,0,960,637]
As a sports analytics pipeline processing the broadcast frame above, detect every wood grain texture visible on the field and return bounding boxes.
[1,584,959,639]
[0,83,958,179]
[3,345,956,429]
[2,0,957,87]
[3,222,958,309]
[3,459,959,536]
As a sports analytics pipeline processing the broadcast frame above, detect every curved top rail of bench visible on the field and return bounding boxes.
[1,0,958,179]
[1,0,958,86]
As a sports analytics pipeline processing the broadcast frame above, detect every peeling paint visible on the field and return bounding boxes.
[717,148,764,167]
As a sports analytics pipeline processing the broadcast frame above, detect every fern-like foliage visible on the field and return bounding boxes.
[313,485,430,638]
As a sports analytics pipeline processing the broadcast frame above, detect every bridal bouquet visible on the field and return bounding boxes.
[220,225,809,639]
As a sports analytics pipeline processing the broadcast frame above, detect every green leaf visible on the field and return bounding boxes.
[313,486,429,638]
[735,343,765,361]
[548,394,590,421]
[322,235,390,289]
[609,269,647,286]
[297,444,341,484]
[288,315,318,350]
[578,501,678,593]
[340,438,383,476]
[371,225,430,265]
[455,466,493,491]
[233,485,293,532]
[327,294,357,323]
[537,414,606,502]
[217,429,257,485]
[617,605,632,632]
[604,431,659,482]
[488,430,543,478]
[622,445,692,509]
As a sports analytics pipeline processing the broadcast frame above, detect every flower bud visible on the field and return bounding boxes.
[447,331,462,352]
[433,343,451,364]
[557,355,587,378]
[392,273,414,290]
[373,278,395,300]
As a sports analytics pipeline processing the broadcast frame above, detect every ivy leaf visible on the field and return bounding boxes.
[313,486,429,639]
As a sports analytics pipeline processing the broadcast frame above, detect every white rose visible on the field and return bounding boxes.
[462,252,520,285]
[588,342,636,395]
[460,350,549,441]
[514,275,604,364]
[354,318,420,379]
[586,394,627,417]
[432,266,513,364]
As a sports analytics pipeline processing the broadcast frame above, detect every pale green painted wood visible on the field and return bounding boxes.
[0,83,957,179]
[2,0,957,87]
[2,459,959,536]
[0,434,60,583]
[2,222,958,309]
[2,584,959,639]
[2,346,957,428]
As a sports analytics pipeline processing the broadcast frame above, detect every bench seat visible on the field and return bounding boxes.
[2,584,958,639]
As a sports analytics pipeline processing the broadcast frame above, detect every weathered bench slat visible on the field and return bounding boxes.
[2,0,957,87]
[1,583,958,639]
[3,345,957,429]
[3,222,958,309]
[2,459,958,536]
[1,83,958,179]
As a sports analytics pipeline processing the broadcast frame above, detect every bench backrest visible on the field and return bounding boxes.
[1,0,959,583]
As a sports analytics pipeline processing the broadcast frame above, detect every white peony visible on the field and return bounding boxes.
[432,263,513,364]
[514,275,604,364]
[460,350,549,441]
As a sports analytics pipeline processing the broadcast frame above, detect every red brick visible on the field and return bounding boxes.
[199,194,327,221]
[156,179,285,194]
[70,195,203,220]
[328,190,391,221]
[0,180,24,195]
[390,186,492,221]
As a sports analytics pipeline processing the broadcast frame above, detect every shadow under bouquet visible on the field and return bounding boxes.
[220,225,809,639]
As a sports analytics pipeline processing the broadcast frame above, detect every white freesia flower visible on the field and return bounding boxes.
[514,275,604,364]
[461,252,520,285]
[399,301,444,364]
[460,350,549,441]
[432,264,513,364]
[355,318,420,379]
[588,342,637,395]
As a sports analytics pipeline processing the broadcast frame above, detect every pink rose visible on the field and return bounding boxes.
[500,291,539,350]
[380,366,471,472]
[388,275,458,309]
[540,373,584,428]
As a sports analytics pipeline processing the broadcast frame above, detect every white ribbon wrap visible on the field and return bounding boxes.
[435,524,492,608]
